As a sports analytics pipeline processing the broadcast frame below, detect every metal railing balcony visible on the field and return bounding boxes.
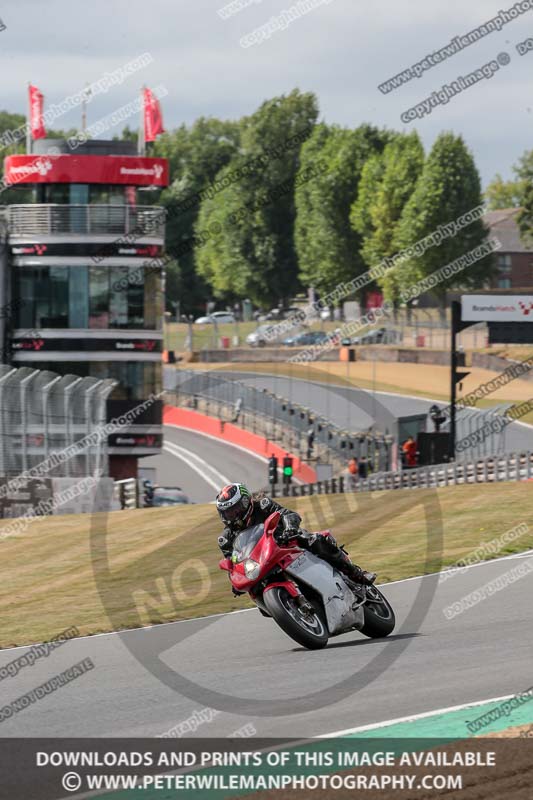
[5,204,166,238]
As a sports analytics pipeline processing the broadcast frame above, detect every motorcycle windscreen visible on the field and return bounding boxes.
[232,524,264,563]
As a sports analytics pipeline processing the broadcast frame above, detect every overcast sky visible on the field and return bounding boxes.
[2,0,533,186]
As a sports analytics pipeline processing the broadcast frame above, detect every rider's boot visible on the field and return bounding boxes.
[305,532,377,586]
[335,552,377,586]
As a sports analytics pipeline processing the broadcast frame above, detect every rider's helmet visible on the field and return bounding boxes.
[216,483,253,530]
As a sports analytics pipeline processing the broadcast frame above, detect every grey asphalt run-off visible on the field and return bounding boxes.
[1,555,532,737]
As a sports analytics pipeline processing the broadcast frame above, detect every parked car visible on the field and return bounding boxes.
[194,311,236,324]
[152,486,191,507]
[264,306,303,321]
[350,327,401,345]
[282,331,330,347]
[246,324,281,347]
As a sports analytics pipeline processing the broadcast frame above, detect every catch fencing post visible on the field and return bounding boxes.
[42,375,62,463]
[64,377,83,478]
[94,380,116,476]
[84,381,103,476]
[20,370,39,473]
[0,368,17,475]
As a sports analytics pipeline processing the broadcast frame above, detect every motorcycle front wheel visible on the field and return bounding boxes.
[263,587,329,650]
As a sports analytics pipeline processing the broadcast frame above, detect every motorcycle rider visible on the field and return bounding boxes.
[215,483,377,593]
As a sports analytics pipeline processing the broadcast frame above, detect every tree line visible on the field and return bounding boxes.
[2,89,530,314]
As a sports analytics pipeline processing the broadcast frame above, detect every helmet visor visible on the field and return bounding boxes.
[219,501,245,524]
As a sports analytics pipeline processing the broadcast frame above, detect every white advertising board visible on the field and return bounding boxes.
[461,295,533,322]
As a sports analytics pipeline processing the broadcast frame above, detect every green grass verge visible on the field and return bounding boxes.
[1,482,532,650]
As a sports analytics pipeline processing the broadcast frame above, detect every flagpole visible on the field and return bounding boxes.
[138,86,146,156]
[26,82,32,154]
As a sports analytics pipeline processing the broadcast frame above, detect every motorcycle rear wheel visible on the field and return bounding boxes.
[360,585,395,638]
[263,587,329,650]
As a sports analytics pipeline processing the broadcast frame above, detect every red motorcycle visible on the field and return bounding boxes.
[219,511,395,650]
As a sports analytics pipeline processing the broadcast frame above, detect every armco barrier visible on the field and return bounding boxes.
[114,478,139,509]
[166,372,393,472]
[163,405,317,483]
[112,448,533,508]
[286,450,533,496]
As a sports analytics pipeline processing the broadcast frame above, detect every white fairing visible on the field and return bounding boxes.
[284,551,364,635]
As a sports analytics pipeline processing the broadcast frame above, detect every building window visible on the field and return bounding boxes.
[497,254,512,274]
[69,267,89,328]
[14,265,162,330]
[126,266,144,329]
[109,266,130,328]
[39,184,129,205]
[89,266,110,329]
[497,278,511,289]
[48,267,69,327]
[14,266,69,328]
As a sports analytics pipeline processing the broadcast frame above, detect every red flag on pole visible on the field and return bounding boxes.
[143,88,165,142]
[28,85,46,140]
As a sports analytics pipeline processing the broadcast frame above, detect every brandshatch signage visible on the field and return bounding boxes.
[12,338,162,353]
[4,154,169,186]
[11,243,164,258]
[462,295,533,322]
[108,434,162,448]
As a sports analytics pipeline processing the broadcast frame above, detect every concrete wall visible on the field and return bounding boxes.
[338,347,451,366]
[192,346,453,365]
[472,352,533,381]
[0,476,118,518]
[194,348,336,363]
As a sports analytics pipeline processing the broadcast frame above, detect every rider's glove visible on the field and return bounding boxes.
[280,513,300,543]
[276,527,298,545]
[218,528,232,551]
[275,530,289,545]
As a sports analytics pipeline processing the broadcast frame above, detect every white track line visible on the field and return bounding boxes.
[165,423,269,464]
[2,550,532,655]
[163,441,231,492]
[164,423,304,484]
[383,549,533,586]
[319,693,521,738]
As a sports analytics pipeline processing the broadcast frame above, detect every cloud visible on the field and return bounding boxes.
[1,0,531,184]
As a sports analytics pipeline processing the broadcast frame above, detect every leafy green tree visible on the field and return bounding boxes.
[195,90,318,307]
[350,153,386,255]
[395,133,494,312]
[293,123,332,291]
[152,117,241,313]
[351,132,424,303]
[484,173,524,211]
[514,150,533,243]
[294,123,389,296]
[366,133,424,260]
